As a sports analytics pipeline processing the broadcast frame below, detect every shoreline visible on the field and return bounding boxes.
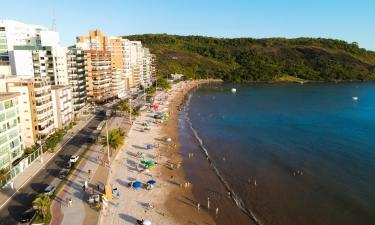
[160,79,222,224]
[174,82,256,225]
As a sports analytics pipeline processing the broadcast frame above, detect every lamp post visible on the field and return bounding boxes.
[105,120,110,165]
[129,98,132,124]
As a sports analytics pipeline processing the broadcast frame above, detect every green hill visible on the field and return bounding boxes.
[124,34,375,82]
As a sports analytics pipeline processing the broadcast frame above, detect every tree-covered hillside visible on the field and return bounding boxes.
[125,34,375,82]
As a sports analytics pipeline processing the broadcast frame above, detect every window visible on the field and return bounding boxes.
[0,134,7,145]
[0,144,9,153]
[4,100,13,109]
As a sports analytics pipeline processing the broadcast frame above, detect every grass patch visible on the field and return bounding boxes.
[273,74,305,82]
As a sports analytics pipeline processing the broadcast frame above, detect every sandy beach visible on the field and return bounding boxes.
[100,79,221,225]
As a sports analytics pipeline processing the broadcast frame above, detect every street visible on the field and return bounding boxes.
[0,112,105,225]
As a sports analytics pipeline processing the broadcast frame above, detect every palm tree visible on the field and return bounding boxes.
[101,128,125,155]
[32,194,51,219]
[131,108,140,116]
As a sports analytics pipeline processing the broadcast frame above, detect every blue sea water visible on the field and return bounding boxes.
[184,83,375,225]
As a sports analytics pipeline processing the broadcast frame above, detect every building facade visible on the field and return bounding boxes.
[0,20,48,75]
[3,78,37,148]
[85,50,113,103]
[67,48,87,113]
[51,85,73,129]
[0,93,23,170]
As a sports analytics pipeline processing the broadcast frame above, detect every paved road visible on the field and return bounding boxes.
[0,112,105,225]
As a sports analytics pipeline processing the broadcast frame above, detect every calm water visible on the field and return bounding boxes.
[183,83,375,225]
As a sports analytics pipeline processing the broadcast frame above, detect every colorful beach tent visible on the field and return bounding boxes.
[145,161,155,166]
[132,181,142,189]
[147,180,156,185]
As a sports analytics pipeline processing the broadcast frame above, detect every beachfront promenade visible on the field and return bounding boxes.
[50,115,131,225]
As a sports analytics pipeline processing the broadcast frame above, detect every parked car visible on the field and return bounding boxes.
[153,113,163,119]
[70,155,79,163]
[44,185,56,195]
[19,209,36,223]
[59,170,67,179]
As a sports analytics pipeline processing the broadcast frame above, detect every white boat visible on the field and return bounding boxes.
[352,97,359,101]
[231,88,236,93]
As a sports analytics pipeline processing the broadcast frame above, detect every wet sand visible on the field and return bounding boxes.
[162,80,255,225]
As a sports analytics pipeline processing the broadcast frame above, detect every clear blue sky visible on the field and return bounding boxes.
[2,0,375,50]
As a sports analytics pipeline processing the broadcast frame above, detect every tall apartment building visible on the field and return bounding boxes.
[0,93,23,170]
[150,54,157,82]
[51,86,73,129]
[121,39,133,90]
[0,20,46,76]
[141,47,152,88]
[108,37,126,98]
[85,50,113,103]
[2,78,37,147]
[129,41,143,89]
[30,78,54,139]
[77,30,125,102]
[67,48,87,113]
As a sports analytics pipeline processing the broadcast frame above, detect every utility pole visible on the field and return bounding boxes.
[106,121,110,164]
[143,84,146,104]
[129,99,132,124]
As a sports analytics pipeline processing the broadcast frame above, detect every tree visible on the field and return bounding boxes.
[117,100,129,112]
[157,78,171,89]
[131,108,140,116]
[146,86,156,95]
[32,194,51,220]
[101,128,125,155]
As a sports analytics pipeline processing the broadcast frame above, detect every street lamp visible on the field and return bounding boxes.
[129,98,132,124]
[105,120,110,165]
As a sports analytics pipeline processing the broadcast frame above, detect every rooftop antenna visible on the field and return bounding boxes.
[51,9,56,31]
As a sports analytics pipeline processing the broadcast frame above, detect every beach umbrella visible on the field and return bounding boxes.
[147,180,156,185]
[145,161,155,166]
[147,144,154,150]
[140,160,147,164]
[132,181,142,189]
[143,220,152,225]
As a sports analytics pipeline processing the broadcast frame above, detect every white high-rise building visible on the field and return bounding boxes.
[51,86,73,129]
[1,20,68,86]
[0,20,48,76]
[121,39,132,90]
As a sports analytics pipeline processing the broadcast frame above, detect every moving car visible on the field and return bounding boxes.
[70,155,79,163]
[44,185,56,195]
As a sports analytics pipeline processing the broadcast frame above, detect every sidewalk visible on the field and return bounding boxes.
[51,116,131,225]
[0,113,95,210]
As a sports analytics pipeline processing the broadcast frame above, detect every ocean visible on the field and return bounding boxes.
[178,82,375,225]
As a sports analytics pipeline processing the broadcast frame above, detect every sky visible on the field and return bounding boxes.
[2,0,375,50]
